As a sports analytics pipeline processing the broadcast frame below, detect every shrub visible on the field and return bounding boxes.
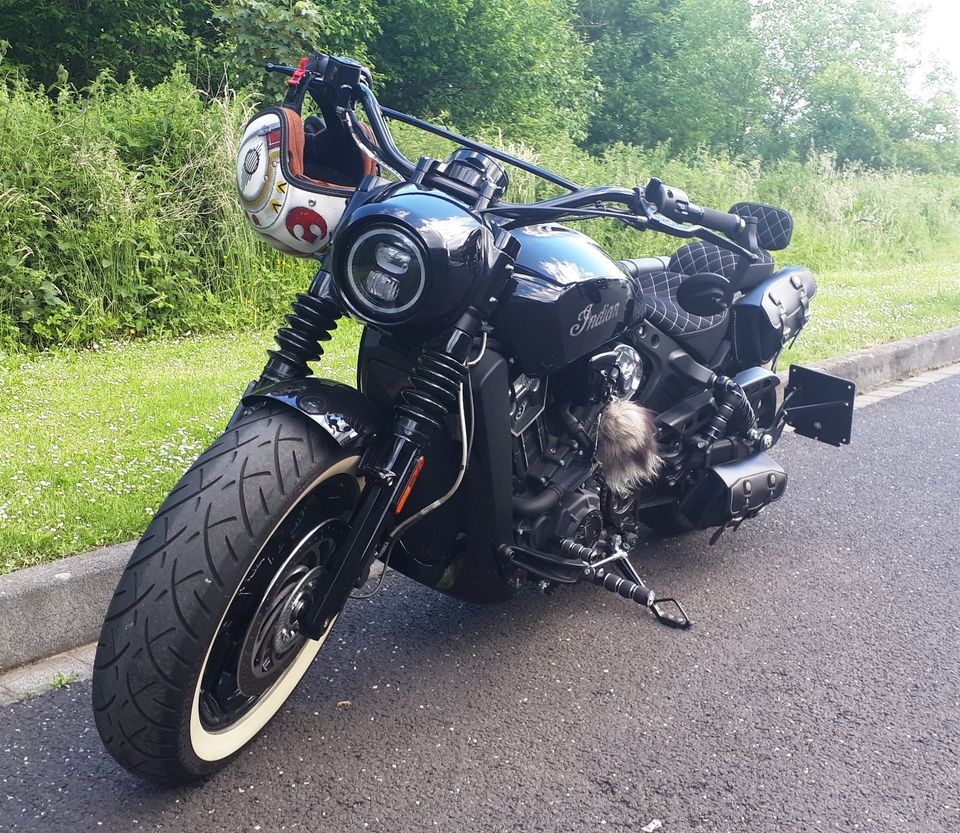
[0,69,314,349]
[0,1,215,89]
[1,70,958,351]
[369,0,592,142]
[213,0,379,90]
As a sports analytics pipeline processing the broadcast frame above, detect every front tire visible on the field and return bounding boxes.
[93,404,361,784]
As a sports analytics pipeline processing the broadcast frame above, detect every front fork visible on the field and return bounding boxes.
[296,310,482,639]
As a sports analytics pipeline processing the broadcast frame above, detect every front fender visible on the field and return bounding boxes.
[242,378,384,451]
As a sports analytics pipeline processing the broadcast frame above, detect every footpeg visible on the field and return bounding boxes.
[587,565,654,605]
[502,539,692,630]
[650,597,692,629]
[585,566,692,630]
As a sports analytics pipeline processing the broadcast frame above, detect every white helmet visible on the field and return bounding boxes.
[236,105,377,258]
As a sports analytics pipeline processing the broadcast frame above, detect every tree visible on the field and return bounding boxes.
[0,0,215,88]
[753,0,914,161]
[368,0,593,141]
[579,0,770,155]
[213,0,379,90]
[1,0,956,171]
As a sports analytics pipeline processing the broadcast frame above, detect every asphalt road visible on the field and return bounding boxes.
[2,374,958,833]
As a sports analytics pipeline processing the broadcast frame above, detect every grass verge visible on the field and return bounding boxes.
[0,322,361,573]
[1,262,958,573]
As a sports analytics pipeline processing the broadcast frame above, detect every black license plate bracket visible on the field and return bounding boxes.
[783,365,856,446]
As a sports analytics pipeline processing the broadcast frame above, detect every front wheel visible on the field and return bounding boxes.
[93,404,362,784]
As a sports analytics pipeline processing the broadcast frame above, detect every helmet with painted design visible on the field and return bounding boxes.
[236,104,377,258]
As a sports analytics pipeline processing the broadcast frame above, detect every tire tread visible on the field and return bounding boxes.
[92,404,347,784]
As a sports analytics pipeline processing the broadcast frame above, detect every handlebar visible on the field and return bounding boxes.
[267,59,581,193]
[265,56,758,261]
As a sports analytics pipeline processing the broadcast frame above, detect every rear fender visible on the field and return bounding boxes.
[242,378,385,451]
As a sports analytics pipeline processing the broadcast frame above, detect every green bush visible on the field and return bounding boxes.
[394,123,960,271]
[0,70,958,351]
[213,0,379,90]
[545,145,960,271]
[368,0,592,142]
[0,69,315,349]
[0,1,216,89]
[2,0,958,172]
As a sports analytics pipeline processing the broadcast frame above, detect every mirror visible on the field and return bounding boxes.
[676,272,733,316]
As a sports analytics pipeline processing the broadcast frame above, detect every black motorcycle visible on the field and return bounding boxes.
[93,54,855,783]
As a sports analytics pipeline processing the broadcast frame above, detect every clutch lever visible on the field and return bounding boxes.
[632,192,758,262]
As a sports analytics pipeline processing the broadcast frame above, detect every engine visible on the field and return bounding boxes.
[510,341,659,550]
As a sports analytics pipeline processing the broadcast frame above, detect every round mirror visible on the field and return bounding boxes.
[676,272,733,316]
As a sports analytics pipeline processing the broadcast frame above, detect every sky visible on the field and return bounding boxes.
[897,0,960,96]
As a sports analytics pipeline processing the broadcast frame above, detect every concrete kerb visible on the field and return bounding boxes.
[0,541,134,673]
[2,326,960,675]
[777,325,960,390]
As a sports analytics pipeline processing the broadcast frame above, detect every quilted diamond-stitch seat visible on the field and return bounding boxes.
[620,241,776,342]
[668,241,739,278]
[633,269,727,337]
[667,241,773,284]
[617,200,791,355]
[620,242,735,338]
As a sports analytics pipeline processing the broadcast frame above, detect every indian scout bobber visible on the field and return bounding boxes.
[93,53,855,783]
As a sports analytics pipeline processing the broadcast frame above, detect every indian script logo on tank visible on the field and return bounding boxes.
[570,302,621,337]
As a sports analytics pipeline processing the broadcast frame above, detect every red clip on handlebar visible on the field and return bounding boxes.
[287,57,309,87]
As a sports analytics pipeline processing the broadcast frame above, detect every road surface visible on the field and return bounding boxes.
[1,373,958,832]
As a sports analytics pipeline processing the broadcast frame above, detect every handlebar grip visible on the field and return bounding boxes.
[696,205,745,238]
[267,54,372,92]
[644,177,744,239]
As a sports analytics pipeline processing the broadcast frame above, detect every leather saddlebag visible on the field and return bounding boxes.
[731,266,817,364]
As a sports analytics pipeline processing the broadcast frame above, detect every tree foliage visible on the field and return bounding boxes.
[578,0,768,154]
[0,0,215,88]
[0,0,957,171]
[368,0,592,140]
[755,0,959,171]
[213,0,379,89]
[579,0,959,171]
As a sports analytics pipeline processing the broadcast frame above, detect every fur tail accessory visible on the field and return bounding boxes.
[595,399,662,495]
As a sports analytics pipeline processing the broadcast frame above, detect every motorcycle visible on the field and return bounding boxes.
[93,53,855,783]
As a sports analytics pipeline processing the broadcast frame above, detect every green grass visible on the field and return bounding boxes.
[783,262,960,365]
[0,323,361,574]
[2,261,959,574]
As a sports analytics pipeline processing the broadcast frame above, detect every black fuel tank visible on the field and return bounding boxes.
[493,225,641,375]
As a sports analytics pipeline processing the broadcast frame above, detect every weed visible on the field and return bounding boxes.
[50,671,77,689]
[1,72,959,351]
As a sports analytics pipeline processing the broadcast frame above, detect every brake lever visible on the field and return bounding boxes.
[652,216,758,262]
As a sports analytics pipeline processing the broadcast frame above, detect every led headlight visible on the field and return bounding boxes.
[343,227,428,320]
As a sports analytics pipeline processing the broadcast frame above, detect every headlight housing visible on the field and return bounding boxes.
[341,226,428,321]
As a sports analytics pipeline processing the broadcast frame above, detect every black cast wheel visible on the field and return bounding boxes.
[92,403,361,784]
